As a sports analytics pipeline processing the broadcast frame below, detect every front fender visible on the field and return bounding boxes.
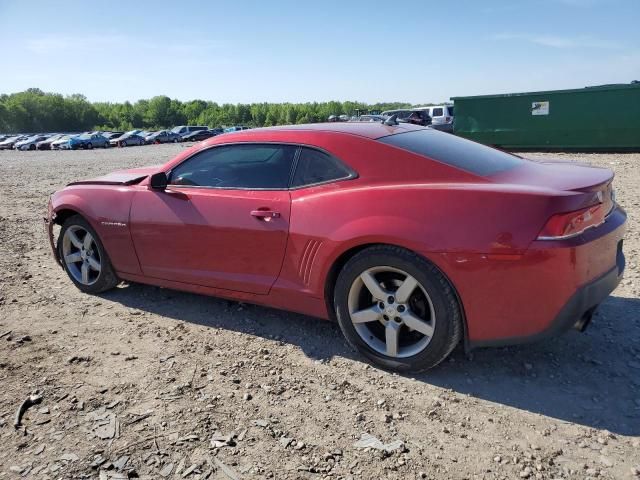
[49,186,142,275]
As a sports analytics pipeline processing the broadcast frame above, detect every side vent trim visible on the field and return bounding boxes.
[298,239,322,286]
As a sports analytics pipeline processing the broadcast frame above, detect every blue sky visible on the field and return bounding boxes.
[0,0,638,104]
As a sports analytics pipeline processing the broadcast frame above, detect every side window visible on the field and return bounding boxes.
[432,107,444,117]
[291,148,352,188]
[169,144,297,189]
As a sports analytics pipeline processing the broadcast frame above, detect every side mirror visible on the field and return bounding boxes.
[150,172,168,190]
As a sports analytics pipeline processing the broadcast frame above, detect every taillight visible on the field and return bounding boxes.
[537,204,606,240]
[445,117,452,123]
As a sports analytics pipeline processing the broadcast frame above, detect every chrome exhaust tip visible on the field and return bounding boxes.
[574,306,597,332]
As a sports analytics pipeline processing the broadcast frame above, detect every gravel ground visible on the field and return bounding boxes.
[0,145,638,480]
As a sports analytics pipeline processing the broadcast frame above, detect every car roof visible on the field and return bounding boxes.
[241,122,426,140]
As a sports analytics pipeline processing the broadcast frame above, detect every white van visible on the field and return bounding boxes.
[414,105,455,132]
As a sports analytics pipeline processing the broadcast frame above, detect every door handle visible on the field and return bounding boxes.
[251,209,280,219]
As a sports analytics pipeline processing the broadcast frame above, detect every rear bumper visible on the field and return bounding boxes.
[470,241,624,348]
[431,205,626,349]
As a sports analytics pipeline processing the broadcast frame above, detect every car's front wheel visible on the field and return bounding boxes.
[58,215,119,294]
[334,246,462,372]
[86,142,93,150]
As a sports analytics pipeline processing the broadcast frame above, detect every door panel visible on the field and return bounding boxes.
[129,187,291,294]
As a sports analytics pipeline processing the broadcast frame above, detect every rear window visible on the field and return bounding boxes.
[432,107,444,117]
[378,129,522,176]
[447,106,454,116]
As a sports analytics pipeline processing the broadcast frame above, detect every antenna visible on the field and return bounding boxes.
[383,114,399,126]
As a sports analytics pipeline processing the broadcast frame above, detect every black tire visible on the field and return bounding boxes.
[86,142,93,150]
[334,245,462,372]
[57,215,119,294]
[29,144,36,150]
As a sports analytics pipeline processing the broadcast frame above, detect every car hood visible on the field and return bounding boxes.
[67,166,160,186]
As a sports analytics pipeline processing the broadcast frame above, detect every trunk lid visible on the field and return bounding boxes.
[493,158,613,192]
[493,158,616,218]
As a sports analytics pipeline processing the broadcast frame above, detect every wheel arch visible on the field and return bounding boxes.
[53,207,82,226]
[323,242,470,351]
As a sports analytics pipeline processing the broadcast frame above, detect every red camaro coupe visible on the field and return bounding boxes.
[46,123,626,371]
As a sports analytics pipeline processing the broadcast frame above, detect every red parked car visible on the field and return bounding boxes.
[45,123,626,371]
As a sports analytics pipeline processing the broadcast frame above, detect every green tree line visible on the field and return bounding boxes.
[0,88,415,133]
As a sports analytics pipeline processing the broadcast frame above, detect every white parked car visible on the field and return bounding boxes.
[51,135,74,150]
[15,135,48,151]
[414,105,455,132]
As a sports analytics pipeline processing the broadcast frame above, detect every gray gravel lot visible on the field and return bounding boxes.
[0,145,638,479]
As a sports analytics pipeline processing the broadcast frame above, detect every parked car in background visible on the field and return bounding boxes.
[103,132,125,141]
[381,109,432,126]
[69,133,110,150]
[0,135,28,150]
[37,134,65,150]
[414,105,454,132]
[170,125,208,136]
[145,130,182,144]
[51,135,74,150]
[110,132,145,147]
[46,122,626,372]
[180,129,219,142]
[351,115,387,123]
[15,134,49,150]
[223,126,250,133]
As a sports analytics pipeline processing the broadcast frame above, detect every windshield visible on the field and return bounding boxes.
[78,134,91,140]
[378,129,522,176]
[170,126,183,134]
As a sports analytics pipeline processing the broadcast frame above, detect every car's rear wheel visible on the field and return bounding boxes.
[86,142,93,150]
[334,246,462,372]
[29,144,36,150]
[173,138,178,143]
[58,215,118,294]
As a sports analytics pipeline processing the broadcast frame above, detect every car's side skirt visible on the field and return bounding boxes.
[117,272,329,320]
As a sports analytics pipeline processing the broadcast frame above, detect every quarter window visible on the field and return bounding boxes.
[169,144,297,189]
[291,148,352,187]
[432,107,444,117]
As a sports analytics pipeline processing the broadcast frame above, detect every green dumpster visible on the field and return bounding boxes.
[451,82,640,151]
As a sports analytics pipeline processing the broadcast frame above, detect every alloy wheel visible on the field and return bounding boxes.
[62,225,101,285]
[347,266,436,358]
